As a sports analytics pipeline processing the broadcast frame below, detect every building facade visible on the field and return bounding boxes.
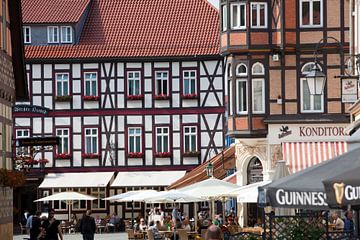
[13,0,225,220]
[0,0,27,238]
[220,0,350,226]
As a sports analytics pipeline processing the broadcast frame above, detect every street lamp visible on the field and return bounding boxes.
[305,37,341,95]
[206,162,214,178]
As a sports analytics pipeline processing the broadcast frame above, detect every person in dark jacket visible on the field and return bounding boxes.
[80,210,96,240]
[30,211,42,240]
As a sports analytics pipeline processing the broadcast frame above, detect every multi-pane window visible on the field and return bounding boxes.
[23,26,31,44]
[155,71,169,96]
[53,188,67,210]
[156,127,169,153]
[56,73,69,96]
[91,188,106,209]
[16,129,30,156]
[222,5,227,31]
[127,71,141,95]
[237,79,248,114]
[56,128,69,154]
[72,188,87,210]
[84,72,97,96]
[47,26,59,43]
[61,26,72,43]
[184,126,197,152]
[251,3,267,28]
[231,3,246,29]
[85,128,98,154]
[300,0,322,27]
[183,70,197,95]
[128,127,142,153]
[301,62,323,112]
[251,63,265,113]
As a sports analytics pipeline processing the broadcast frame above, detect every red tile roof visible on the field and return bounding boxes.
[24,0,220,59]
[22,0,90,24]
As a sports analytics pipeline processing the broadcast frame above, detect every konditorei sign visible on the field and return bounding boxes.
[268,123,349,144]
[13,104,49,115]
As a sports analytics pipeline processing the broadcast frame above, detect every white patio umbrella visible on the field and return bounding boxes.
[219,180,272,201]
[143,190,203,203]
[34,191,96,221]
[103,190,157,201]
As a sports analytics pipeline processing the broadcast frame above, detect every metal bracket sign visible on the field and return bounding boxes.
[16,137,60,146]
[341,78,358,103]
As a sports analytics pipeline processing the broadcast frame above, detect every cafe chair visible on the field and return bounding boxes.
[127,229,143,240]
[146,229,155,240]
[178,229,188,240]
[19,222,27,234]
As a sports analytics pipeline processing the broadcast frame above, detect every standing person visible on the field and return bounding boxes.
[344,210,354,234]
[25,210,34,234]
[41,208,63,240]
[80,210,96,240]
[29,211,42,240]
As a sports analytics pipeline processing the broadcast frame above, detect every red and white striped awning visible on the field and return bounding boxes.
[282,142,348,173]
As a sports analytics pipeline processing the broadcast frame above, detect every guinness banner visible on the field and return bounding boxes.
[323,167,360,209]
[258,148,360,209]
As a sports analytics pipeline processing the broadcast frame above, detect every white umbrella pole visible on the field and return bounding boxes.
[211,199,215,220]
[68,200,71,222]
[222,197,226,224]
[194,203,198,231]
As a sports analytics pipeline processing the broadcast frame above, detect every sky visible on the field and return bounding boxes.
[207,0,219,9]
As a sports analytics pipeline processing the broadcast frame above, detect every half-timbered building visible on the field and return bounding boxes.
[221,0,350,226]
[14,0,225,220]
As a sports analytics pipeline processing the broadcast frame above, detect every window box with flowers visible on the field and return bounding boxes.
[55,153,71,159]
[127,95,144,100]
[55,95,72,102]
[182,94,198,99]
[82,153,100,159]
[83,95,100,101]
[183,151,201,157]
[154,94,170,100]
[154,152,172,158]
[128,152,144,158]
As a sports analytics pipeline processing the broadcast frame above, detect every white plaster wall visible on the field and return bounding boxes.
[83,117,99,125]
[44,96,53,109]
[182,62,197,67]
[155,101,170,108]
[73,117,81,133]
[182,115,197,123]
[118,150,125,165]
[145,94,152,108]
[154,62,169,68]
[15,118,30,127]
[183,157,198,165]
[117,63,124,77]
[172,115,180,131]
[55,117,70,125]
[32,81,41,94]
[172,62,179,76]
[83,63,99,69]
[145,134,152,148]
[33,118,42,134]
[200,60,218,76]
[127,101,142,108]
[32,64,41,79]
[73,95,81,109]
[128,158,143,166]
[172,94,180,107]
[54,64,70,70]
[145,150,153,165]
[144,63,152,77]
[173,150,181,165]
[43,81,52,94]
[155,116,170,124]
[72,64,81,78]
[73,135,81,149]
[73,80,81,93]
[33,96,42,106]
[182,99,198,107]
[127,116,142,124]
[44,118,53,133]
[155,158,171,165]
[44,64,52,78]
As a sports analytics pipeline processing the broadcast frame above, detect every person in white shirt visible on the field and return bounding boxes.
[331,212,344,230]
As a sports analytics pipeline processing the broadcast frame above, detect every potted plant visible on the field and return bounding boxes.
[128,152,144,158]
[83,95,100,101]
[55,153,71,159]
[183,151,201,157]
[127,94,144,100]
[154,152,172,158]
[182,93,198,99]
[0,169,26,188]
[81,153,100,159]
[55,95,72,102]
[154,94,170,100]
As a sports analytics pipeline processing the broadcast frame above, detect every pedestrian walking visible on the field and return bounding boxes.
[41,208,63,240]
[80,210,96,240]
[29,211,42,240]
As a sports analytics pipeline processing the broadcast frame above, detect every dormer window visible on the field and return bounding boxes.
[61,26,73,43]
[23,26,31,44]
[47,26,59,43]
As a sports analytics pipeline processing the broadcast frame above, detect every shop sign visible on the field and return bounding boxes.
[341,78,358,103]
[13,104,49,115]
[17,137,59,146]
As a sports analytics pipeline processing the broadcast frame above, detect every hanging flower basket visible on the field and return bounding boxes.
[182,94,198,99]
[82,153,100,159]
[37,159,49,164]
[0,169,26,188]
[128,152,144,158]
[127,94,144,100]
[55,95,72,102]
[183,151,201,157]
[55,153,71,159]
[83,95,100,101]
[155,152,172,158]
[154,94,170,100]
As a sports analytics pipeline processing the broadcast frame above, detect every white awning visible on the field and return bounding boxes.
[39,172,114,188]
[235,181,271,203]
[111,171,186,187]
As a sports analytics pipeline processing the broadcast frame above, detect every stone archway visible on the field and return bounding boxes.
[246,157,263,227]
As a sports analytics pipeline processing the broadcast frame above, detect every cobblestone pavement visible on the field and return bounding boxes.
[13,232,128,240]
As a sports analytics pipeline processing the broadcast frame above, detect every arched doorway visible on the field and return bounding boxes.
[246,157,263,227]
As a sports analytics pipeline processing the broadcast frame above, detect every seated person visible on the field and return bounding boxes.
[149,220,163,240]
[138,218,147,232]
[95,215,102,225]
[331,213,344,230]
[106,213,118,232]
[182,218,191,231]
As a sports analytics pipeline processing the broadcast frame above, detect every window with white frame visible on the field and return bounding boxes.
[184,126,197,152]
[301,62,323,112]
[53,188,67,210]
[84,72,97,96]
[127,71,141,95]
[222,5,227,31]
[85,128,98,154]
[56,73,69,96]
[236,79,248,114]
[61,26,72,43]
[56,128,69,154]
[16,129,30,156]
[155,71,169,96]
[300,0,322,27]
[251,3,267,28]
[183,70,197,95]
[72,188,87,210]
[231,3,246,29]
[128,127,142,153]
[47,26,59,43]
[156,127,169,153]
[252,63,265,113]
[23,26,31,44]
[91,188,106,209]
